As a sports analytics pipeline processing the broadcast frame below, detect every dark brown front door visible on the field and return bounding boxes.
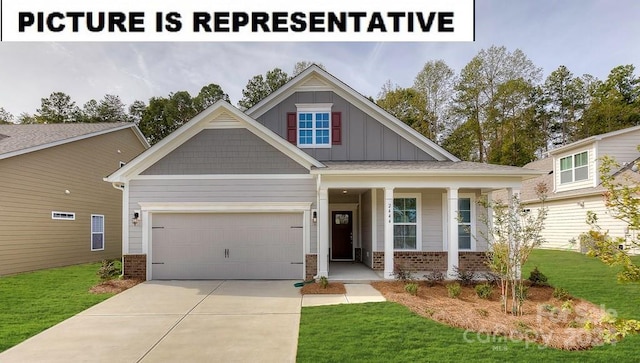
[331,211,353,260]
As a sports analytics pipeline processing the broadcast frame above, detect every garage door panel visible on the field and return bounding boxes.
[151,213,304,280]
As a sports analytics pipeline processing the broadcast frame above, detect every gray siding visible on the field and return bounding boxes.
[142,129,308,175]
[128,178,316,253]
[256,91,436,161]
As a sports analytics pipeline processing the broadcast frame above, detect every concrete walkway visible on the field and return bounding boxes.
[0,280,385,363]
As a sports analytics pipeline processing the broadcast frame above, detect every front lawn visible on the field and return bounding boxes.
[0,263,114,352]
[297,250,640,362]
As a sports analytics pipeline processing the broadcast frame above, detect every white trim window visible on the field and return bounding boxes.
[393,193,422,250]
[91,214,105,251]
[52,211,75,220]
[296,104,332,148]
[560,151,588,184]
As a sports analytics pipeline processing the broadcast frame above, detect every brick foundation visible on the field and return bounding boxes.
[372,252,384,270]
[394,252,448,272]
[123,254,147,280]
[370,251,489,273]
[458,252,490,271]
[305,254,317,280]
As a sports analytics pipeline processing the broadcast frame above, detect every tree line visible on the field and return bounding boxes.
[1,51,638,166]
[377,46,640,166]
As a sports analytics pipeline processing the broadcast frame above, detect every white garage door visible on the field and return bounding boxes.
[151,213,304,280]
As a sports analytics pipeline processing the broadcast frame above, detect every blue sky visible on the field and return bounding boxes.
[0,0,639,117]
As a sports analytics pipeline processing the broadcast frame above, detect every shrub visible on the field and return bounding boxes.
[394,263,414,282]
[553,287,571,301]
[454,266,475,286]
[97,259,121,281]
[528,266,549,286]
[318,276,329,289]
[561,299,574,313]
[482,272,501,286]
[446,283,462,298]
[423,271,445,286]
[475,283,493,299]
[404,283,419,296]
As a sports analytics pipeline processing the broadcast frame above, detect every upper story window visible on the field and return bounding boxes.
[560,151,588,184]
[298,111,330,147]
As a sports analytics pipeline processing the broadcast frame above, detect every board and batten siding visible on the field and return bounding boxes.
[0,128,146,275]
[127,178,317,254]
[141,129,308,175]
[255,91,436,162]
[532,195,631,251]
[554,146,596,193]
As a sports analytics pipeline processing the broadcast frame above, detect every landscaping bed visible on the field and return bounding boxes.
[372,280,613,350]
[300,281,346,294]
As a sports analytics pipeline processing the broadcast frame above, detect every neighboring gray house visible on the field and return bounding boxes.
[106,65,539,281]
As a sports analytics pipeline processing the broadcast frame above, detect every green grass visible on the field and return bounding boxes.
[297,250,640,362]
[0,263,114,352]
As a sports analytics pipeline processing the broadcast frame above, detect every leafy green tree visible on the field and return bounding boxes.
[292,61,325,76]
[36,92,81,123]
[137,83,228,144]
[376,86,432,138]
[0,107,14,124]
[193,83,230,110]
[238,68,290,110]
[583,150,640,282]
[413,60,455,143]
[578,65,640,139]
[486,79,542,166]
[16,112,36,124]
[543,65,588,148]
[449,46,542,162]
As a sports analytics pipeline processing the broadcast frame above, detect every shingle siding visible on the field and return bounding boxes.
[141,129,308,175]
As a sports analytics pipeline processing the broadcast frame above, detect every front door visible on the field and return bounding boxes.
[331,211,353,260]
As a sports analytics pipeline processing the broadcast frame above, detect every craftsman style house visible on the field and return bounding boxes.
[106,66,539,281]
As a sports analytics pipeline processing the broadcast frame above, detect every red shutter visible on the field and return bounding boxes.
[287,112,297,144]
[331,112,342,145]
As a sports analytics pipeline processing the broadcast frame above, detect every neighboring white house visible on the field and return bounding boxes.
[521,126,640,252]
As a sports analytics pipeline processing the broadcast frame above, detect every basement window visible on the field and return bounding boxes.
[52,211,75,220]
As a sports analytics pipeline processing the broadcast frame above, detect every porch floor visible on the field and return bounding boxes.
[328,261,384,282]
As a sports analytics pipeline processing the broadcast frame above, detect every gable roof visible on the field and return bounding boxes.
[0,123,149,161]
[106,100,324,183]
[246,65,460,162]
[549,125,640,155]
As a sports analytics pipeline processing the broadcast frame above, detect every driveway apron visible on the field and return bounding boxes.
[0,280,301,363]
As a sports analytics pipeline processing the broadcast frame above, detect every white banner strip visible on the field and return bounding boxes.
[0,0,475,42]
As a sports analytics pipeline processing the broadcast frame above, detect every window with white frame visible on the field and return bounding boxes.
[91,214,105,251]
[297,104,331,148]
[458,197,473,250]
[393,194,421,250]
[560,151,588,184]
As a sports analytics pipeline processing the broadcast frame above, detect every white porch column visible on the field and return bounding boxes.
[318,188,329,278]
[447,187,459,279]
[383,187,395,279]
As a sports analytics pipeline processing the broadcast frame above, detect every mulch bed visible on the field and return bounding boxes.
[300,282,346,294]
[89,279,143,294]
[372,281,614,350]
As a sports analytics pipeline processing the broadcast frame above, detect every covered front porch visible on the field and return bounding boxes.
[306,161,536,280]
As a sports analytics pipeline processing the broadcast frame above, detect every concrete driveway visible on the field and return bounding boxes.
[0,280,302,363]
